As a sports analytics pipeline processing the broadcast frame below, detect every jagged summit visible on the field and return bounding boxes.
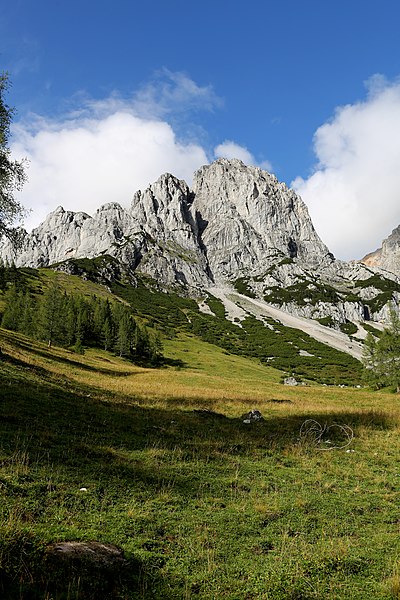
[1,159,399,324]
[192,158,333,280]
[3,158,327,280]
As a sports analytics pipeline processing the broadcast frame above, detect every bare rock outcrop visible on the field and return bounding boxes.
[191,158,333,280]
[360,225,400,275]
[2,158,399,324]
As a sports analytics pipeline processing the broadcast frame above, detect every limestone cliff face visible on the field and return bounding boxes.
[3,158,330,286]
[2,174,212,290]
[1,159,399,322]
[361,225,400,276]
[191,159,333,280]
[128,174,212,288]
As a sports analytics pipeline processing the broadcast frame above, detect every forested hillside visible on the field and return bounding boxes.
[0,261,363,385]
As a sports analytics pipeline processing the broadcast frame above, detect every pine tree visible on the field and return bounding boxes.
[38,282,64,347]
[92,297,112,347]
[1,284,22,330]
[102,318,114,351]
[363,307,400,392]
[115,310,134,357]
[64,295,78,347]
[20,291,36,336]
[149,330,163,363]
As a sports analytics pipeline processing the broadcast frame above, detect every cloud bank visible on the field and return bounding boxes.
[12,110,209,230]
[11,72,269,231]
[293,76,400,260]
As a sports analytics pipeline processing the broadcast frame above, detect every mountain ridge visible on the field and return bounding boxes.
[2,158,399,327]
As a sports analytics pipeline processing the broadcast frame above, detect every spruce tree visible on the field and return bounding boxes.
[363,307,400,392]
[115,309,134,357]
[1,284,22,330]
[38,282,64,347]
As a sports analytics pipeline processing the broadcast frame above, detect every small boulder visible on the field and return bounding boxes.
[283,376,298,386]
[43,541,139,599]
[46,541,126,569]
[241,409,264,424]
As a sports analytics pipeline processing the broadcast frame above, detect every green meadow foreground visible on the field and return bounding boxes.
[1,328,400,599]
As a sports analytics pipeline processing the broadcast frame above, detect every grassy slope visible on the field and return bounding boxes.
[111,279,362,386]
[1,265,363,385]
[1,328,400,599]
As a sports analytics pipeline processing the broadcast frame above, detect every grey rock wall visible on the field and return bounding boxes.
[2,158,399,322]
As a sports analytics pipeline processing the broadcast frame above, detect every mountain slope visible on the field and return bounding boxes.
[2,159,399,329]
[0,264,362,385]
[208,287,364,360]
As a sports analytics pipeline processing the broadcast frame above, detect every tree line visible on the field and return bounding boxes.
[1,280,163,363]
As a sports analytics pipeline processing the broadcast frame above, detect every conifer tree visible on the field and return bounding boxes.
[115,308,134,357]
[1,284,22,330]
[20,291,35,336]
[363,307,400,392]
[38,282,64,347]
[102,318,114,351]
[149,330,163,363]
[64,295,78,347]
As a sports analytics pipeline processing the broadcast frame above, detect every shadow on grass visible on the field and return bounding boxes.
[1,348,139,380]
[0,349,396,599]
[5,331,187,374]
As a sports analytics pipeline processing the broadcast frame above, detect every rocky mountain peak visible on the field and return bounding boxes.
[191,158,332,279]
[2,159,399,325]
[130,172,198,246]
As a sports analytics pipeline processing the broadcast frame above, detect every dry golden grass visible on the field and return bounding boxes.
[2,327,399,421]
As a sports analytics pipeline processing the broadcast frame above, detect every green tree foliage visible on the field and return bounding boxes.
[363,307,400,392]
[38,282,65,347]
[0,73,26,243]
[1,284,23,330]
[1,282,162,363]
[114,304,135,357]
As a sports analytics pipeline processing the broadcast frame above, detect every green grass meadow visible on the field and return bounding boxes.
[1,327,400,599]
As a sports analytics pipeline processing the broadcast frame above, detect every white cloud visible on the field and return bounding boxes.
[10,72,223,231]
[214,140,273,171]
[132,69,223,118]
[293,76,400,260]
[10,72,273,232]
[11,111,208,231]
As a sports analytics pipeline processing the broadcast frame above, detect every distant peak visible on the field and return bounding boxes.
[53,205,65,214]
[155,172,188,187]
[212,157,246,167]
[96,202,124,213]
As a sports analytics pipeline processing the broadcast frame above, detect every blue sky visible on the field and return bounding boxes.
[2,0,400,258]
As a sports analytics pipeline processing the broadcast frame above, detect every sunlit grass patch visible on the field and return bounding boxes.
[1,327,400,598]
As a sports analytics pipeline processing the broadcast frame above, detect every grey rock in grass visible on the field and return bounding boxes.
[242,409,264,423]
[46,541,127,568]
[43,541,140,598]
[283,377,299,386]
